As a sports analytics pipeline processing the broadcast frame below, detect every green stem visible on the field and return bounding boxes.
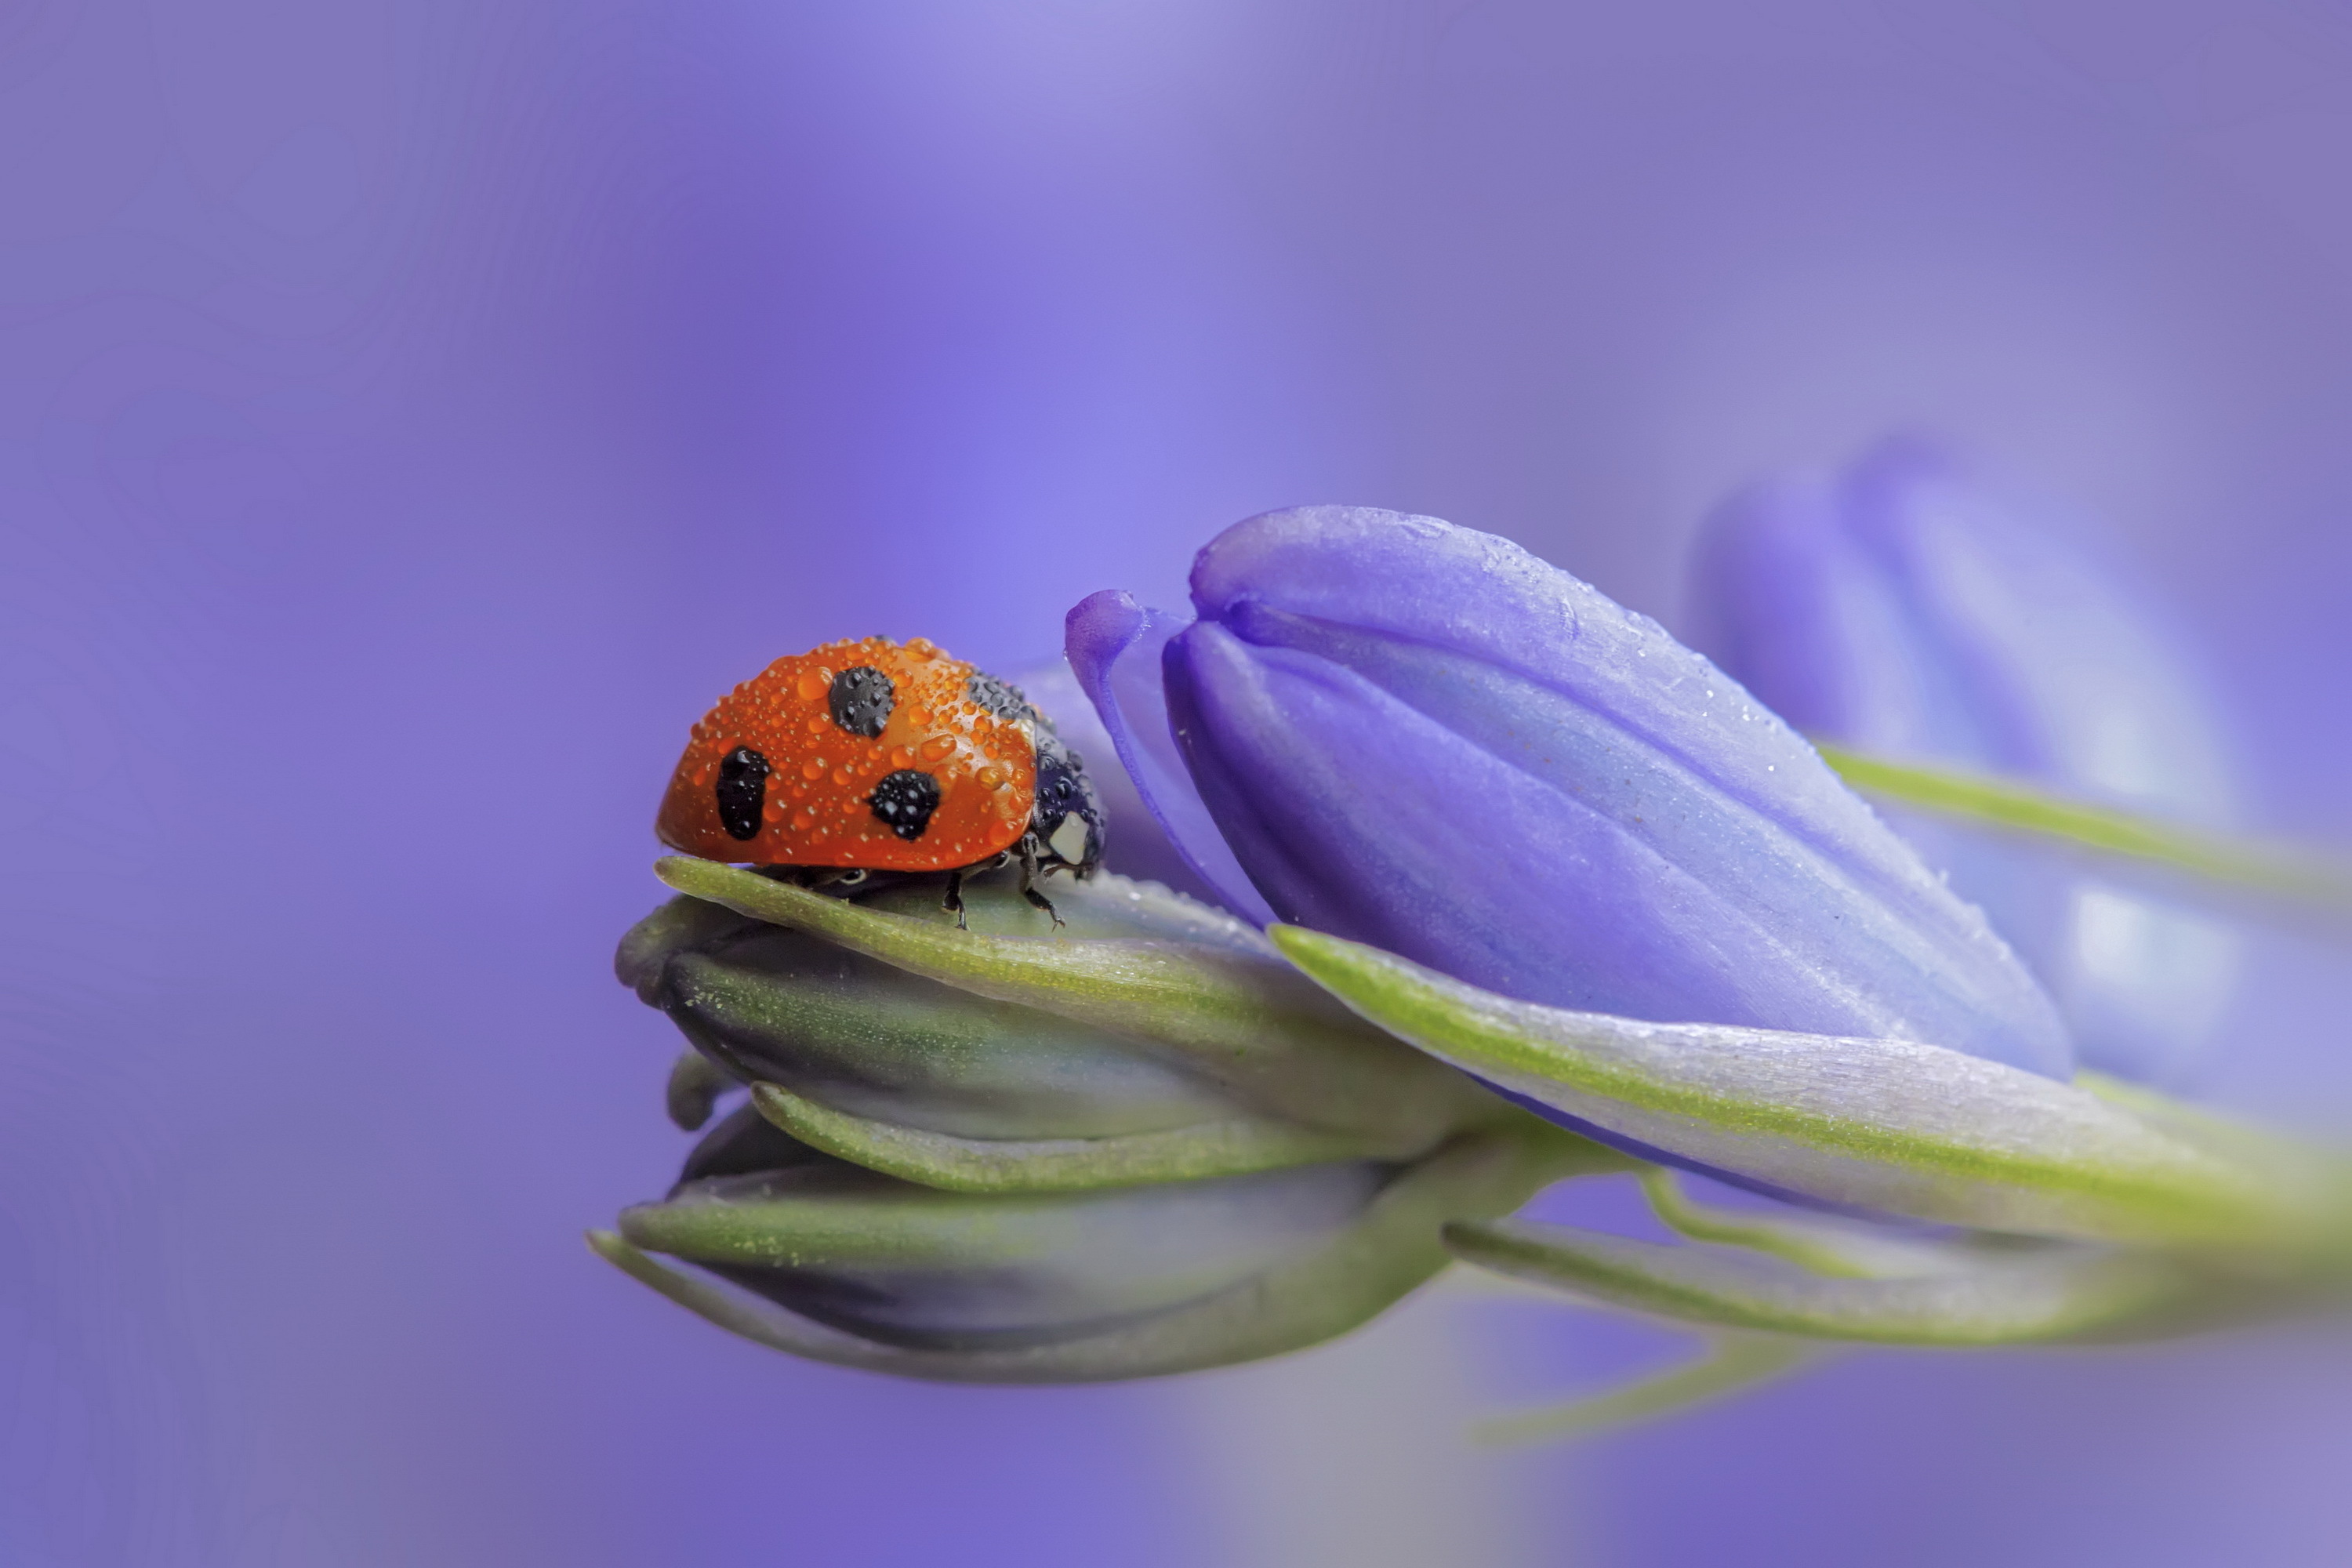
[1817,744,2352,909]
[1472,1337,1817,1446]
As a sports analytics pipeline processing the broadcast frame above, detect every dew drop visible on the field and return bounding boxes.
[832,768,850,785]
[792,809,815,831]
[795,669,830,702]
[890,746,914,768]
[920,735,956,764]
[977,764,1007,789]
[803,759,826,781]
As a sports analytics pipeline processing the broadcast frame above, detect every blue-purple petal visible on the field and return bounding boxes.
[1065,590,1279,924]
[1163,505,2071,1077]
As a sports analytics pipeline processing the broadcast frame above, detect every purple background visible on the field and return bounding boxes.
[7,2,2352,1563]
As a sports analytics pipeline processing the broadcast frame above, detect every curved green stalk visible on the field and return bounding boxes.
[1446,1218,2187,1345]
[1639,1169,1881,1279]
[1472,1337,1818,1446]
[1817,744,2352,909]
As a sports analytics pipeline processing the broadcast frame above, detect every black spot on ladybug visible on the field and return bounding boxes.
[966,670,1039,726]
[715,746,771,840]
[829,666,895,738]
[867,769,941,840]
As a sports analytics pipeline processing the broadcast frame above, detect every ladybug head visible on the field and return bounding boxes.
[1029,729,1104,874]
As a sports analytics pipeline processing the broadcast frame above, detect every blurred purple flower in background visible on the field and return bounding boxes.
[12,2,2352,1566]
[1688,437,2243,1083]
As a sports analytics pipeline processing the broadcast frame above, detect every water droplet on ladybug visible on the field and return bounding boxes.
[803,759,826,781]
[796,669,830,702]
[920,735,955,764]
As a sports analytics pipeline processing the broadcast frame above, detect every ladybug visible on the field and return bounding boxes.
[656,636,1105,923]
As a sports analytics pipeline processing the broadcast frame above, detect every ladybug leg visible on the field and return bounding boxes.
[942,868,968,931]
[1015,836,1063,927]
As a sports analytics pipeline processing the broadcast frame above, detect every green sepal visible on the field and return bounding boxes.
[748,1081,1371,1192]
[666,1051,735,1132]
[619,1166,1178,1271]
[655,857,1497,1152]
[1444,1218,2190,1345]
[592,1124,1616,1383]
[642,908,1243,1142]
[1269,924,2271,1245]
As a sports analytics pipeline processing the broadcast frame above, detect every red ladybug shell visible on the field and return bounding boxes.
[657,637,1040,871]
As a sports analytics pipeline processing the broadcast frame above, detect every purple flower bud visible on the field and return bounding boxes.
[1687,439,2241,1080]
[1069,506,2071,1078]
